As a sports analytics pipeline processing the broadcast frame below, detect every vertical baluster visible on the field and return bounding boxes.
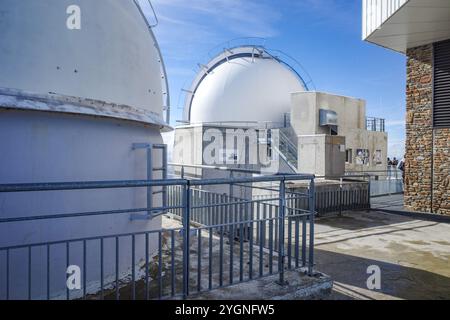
[219,225,224,287]
[145,233,149,300]
[171,230,175,297]
[197,229,202,292]
[158,232,163,299]
[209,230,213,290]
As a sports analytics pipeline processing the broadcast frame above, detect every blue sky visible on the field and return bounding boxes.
[149,0,406,158]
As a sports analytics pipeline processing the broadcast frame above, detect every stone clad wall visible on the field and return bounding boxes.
[405,45,433,212]
[433,128,450,215]
[405,44,450,215]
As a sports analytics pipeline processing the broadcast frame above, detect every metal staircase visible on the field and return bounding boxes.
[272,130,299,173]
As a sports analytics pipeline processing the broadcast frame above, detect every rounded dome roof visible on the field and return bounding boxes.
[0,0,169,125]
[185,46,307,127]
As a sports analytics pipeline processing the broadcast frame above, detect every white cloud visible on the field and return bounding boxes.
[152,0,281,38]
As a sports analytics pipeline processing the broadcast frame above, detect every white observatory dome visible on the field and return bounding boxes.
[0,0,169,299]
[0,0,169,125]
[186,46,307,126]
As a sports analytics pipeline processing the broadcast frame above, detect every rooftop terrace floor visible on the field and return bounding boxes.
[315,210,450,300]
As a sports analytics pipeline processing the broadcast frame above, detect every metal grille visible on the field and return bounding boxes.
[434,40,450,128]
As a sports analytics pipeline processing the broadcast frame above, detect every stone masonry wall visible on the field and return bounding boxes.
[433,128,450,215]
[406,44,450,215]
[405,45,433,212]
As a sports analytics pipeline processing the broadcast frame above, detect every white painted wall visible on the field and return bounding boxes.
[0,110,164,299]
[0,0,168,299]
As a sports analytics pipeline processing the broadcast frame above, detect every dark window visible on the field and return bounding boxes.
[346,149,353,164]
[434,40,450,128]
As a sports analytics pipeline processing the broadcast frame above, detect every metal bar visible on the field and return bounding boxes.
[115,237,119,300]
[288,215,292,269]
[0,179,188,193]
[83,240,87,299]
[219,226,224,287]
[182,184,191,299]
[0,173,314,193]
[308,179,315,276]
[259,220,264,277]
[209,230,213,290]
[147,145,153,217]
[278,179,286,284]
[145,233,150,300]
[229,218,234,285]
[274,205,278,252]
[171,230,175,297]
[28,247,31,300]
[0,205,184,224]
[158,232,163,299]
[302,215,306,267]
[269,219,273,274]
[249,217,254,280]
[239,221,244,282]
[295,218,299,268]
[100,238,104,300]
[132,235,136,300]
[47,245,50,300]
[256,200,260,243]
[66,242,70,300]
[197,229,202,292]
[6,249,9,300]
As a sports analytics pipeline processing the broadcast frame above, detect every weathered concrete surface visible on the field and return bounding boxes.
[314,210,450,300]
[188,269,332,300]
[89,217,332,300]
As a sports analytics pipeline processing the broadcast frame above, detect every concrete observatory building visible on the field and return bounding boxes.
[175,43,387,178]
[0,1,169,299]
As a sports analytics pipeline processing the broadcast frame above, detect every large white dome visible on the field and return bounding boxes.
[0,0,169,124]
[186,47,307,126]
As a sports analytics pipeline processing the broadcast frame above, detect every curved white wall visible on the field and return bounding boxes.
[189,57,306,125]
[0,0,168,299]
[0,0,166,116]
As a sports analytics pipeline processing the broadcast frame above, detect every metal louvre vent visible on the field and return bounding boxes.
[434,40,450,128]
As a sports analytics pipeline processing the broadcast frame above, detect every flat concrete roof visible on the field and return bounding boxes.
[315,209,450,299]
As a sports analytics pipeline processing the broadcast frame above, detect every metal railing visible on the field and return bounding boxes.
[278,130,298,172]
[345,168,404,197]
[0,174,315,300]
[366,117,386,132]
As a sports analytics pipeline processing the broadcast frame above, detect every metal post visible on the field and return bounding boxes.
[277,178,287,285]
[182,183,191,299]
[308,178,315,276]
[162,145,168,212]
[131,143,153,220]
[367,174,371,212]
[339,177,343,216]
[147,145,153,217]
[229,170,234,199]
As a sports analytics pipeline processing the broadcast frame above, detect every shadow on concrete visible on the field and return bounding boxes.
[315,248,450,300]
[315,210,416,231]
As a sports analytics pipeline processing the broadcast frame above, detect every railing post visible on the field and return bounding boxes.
[339,177,343,216]
[182,182,191,299]
[367,174,371,212]
[308,178,315,276]
[162,145,168,213]
[277,178,287,285]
